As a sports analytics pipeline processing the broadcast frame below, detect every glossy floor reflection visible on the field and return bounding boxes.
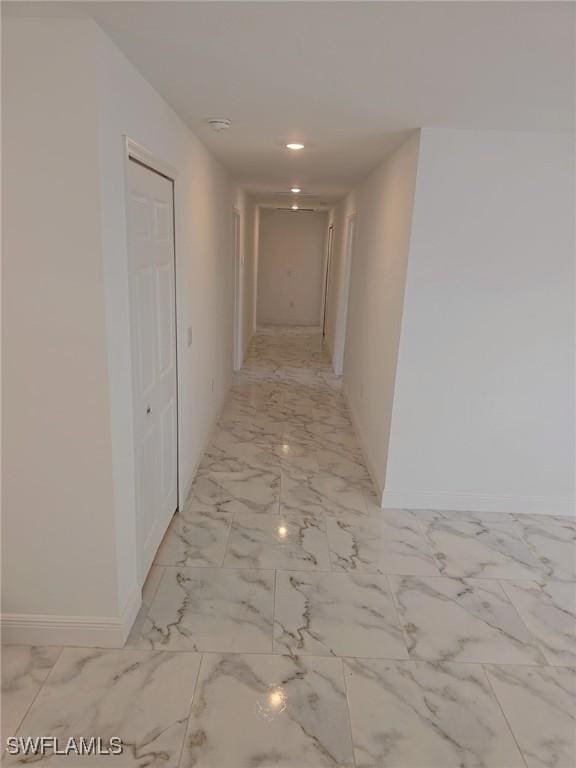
[2,328,575,766]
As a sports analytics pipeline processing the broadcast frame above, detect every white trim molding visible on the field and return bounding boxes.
[0,588,141,648]
[343,388,384,502]
[381,489,575,518]
[124,136,178,180]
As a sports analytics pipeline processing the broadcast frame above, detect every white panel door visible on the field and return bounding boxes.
[127,158,178,583]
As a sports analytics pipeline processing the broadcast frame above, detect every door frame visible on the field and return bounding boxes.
[333,213,356,375]
[232,207,243,371]
[321,223,335,336]
[123,137,180,586]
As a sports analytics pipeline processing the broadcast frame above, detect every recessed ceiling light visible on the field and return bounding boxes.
[207,118,231,132]
[286,143,304,151]
[291,204,299,210]
[291,187,302,193]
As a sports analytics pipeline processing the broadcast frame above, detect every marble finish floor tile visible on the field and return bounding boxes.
[421,515,546,579]
[155,510,232,567]
[128,567,274,652]
[224,510,331,571]
[414,509,520,526]
[274,570,408,659]
[13,329,573,768]
[197,441,280,474]
[281,468,369,519]
[186,470,280,516]
[326,510,441,576]
[216,411,284,446]
[219,400,257,422]
[389,575,546,664]
[514,513,576,531]
[500,579,576,666]
[4,648,201,767]
[284,422,361,455]
[485,665,576,768]
[315,447,373,491]
[513,516,576,582]
[180,653,355,767]
[1,646,62,742]
[344,658,524,767]
[273,442,320,472]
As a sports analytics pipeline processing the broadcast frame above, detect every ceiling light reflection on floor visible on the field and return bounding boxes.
[256,686,288,721]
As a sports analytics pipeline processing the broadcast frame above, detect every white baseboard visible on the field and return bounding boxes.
[1,586,141,648]
[381,489,575,518]
[342,388,384,501]
[178,382,230,506]
[341,388,574,519]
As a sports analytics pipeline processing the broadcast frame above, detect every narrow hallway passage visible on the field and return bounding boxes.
[3,329,574,766]
[3,3,575,766]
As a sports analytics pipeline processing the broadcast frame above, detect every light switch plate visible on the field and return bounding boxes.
[187,327,193,347]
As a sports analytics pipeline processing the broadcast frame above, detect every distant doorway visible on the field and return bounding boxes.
[257,209,327,327]
[333,214,356,375]
[233,208,243,371]
[322,224,334,336]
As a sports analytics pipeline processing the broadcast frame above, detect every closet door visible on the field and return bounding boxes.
[127,158,178,582]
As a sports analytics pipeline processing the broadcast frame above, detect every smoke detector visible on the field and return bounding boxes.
[207,118,232,132]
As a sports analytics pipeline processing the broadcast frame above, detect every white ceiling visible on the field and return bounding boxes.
[5,1,574,203]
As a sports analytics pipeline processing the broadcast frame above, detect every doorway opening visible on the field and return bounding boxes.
[322,224,335,336]
[233,208,243,371]
[333,214,356,375]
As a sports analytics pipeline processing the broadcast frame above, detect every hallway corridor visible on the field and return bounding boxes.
[3,329,575,767]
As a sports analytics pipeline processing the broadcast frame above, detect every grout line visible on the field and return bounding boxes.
[339,655,358,768]
[493,578,548,665]
[175,651,204,768]
[384,572,413,659]
[143,562,565,583]
[410,512,444,573]
[146,564,169,606]
[219,510,235,567]
[482,663,530,768]
[25,645,565,667]
[323,510,336,572]
[271,568,277,654]
[5,646,65,737]
[143,565,165,607]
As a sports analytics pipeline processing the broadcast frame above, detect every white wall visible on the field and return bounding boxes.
[95,24,247,613]
[338,133,421,490]
[384,128,575,516]
[2,18,244,643]
[2,19,120,626]
[257,209,328,327]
